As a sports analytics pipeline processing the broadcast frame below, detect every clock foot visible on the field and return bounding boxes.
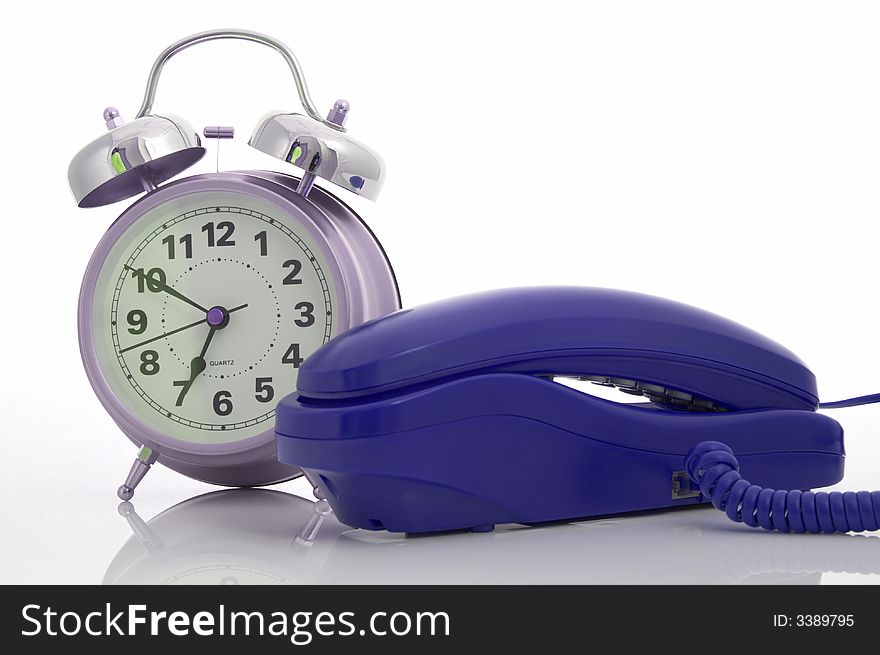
[117,501,164,551]
[294,498,333,547]
[301,470,326,500]
[117,446,160,500]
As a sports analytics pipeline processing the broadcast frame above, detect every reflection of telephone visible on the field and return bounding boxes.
[276,287,879,535]
[105,489,880,584]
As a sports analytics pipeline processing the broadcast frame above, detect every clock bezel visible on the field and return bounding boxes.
[79,171,398,487]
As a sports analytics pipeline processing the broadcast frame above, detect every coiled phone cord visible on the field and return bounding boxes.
[684,392,880,533]
[685,441,880,533]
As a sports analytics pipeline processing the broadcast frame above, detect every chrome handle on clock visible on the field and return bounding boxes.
[135,28,345,131]
[69,28,383,208]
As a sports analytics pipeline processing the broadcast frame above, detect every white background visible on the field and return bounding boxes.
[1,0,879,584]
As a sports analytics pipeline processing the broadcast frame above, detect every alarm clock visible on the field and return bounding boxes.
[68,30,400,500]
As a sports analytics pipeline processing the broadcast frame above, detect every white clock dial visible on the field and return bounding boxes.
[92,192,337,444]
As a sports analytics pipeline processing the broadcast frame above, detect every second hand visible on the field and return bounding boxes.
[119,303,248,354]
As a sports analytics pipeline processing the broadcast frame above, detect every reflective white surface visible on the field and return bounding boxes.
[1,404,877,585]
[4,0,880,586]
[101,488,880,585]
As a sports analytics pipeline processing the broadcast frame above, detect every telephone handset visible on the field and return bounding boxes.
[275,287,878,535]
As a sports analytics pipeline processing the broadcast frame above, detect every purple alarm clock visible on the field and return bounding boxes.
[68,30,400,499]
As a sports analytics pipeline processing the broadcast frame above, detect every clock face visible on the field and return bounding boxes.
[90,188,338,445]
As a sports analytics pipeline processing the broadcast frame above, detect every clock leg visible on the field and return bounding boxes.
[117,501,164,552]
[117,446,160,500]
[294,498,333,548]
[301,470,326,500]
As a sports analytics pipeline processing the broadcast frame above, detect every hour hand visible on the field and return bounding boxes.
[160,283,208,313]
[124,265,208,313]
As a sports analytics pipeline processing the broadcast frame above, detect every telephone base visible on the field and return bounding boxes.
[277,374,845,535]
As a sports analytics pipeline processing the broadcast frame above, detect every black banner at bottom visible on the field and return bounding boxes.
[2,585,876,652]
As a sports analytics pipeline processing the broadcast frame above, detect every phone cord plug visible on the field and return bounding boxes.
[685,441,880,533]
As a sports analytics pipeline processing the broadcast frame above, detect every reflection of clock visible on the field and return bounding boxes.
[68,30,399,498]
[106,490,856,585]
[104,490,348,585]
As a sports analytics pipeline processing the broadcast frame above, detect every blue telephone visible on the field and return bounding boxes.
[275,287,880,535]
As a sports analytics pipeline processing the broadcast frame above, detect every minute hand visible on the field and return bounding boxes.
[173,328,214,407]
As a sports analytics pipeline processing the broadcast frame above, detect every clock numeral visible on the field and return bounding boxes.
[162,233,193,260]
[202,221,236,247]
[255,231,268,257]
[282,343,304,367]
[255,377,275,403]
[213,390,233,416]
[282,259,303,285]
[140,350,160,375]
[131,267,166,293]
[294,302,315,327]
[126,309,148,335]
[172,379,190,407]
